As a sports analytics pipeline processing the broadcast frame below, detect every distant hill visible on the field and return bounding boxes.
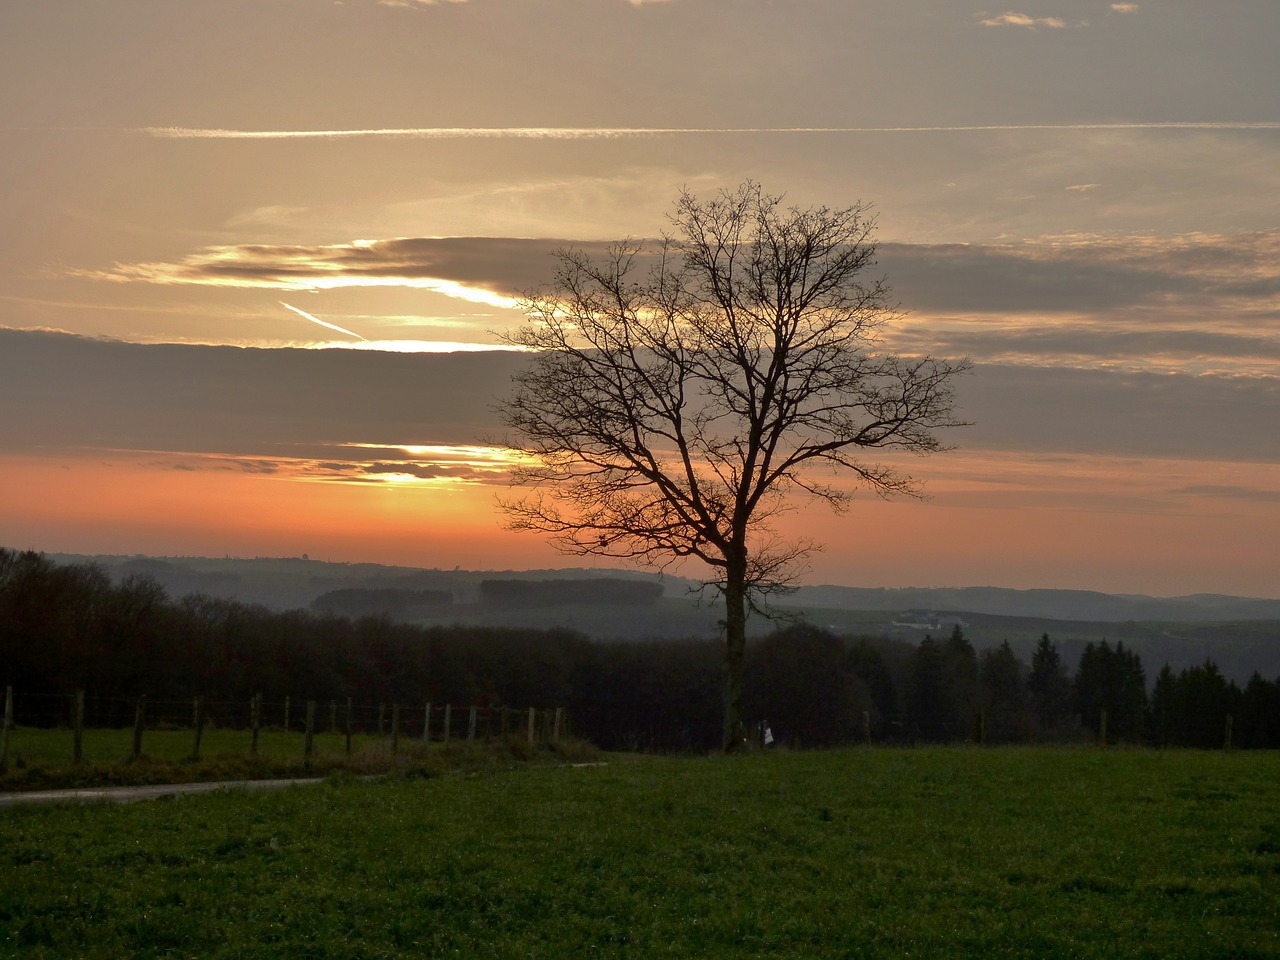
[479,578,664,608]
[311,587,454,620]
[38,551,1280,681]
[48,553,682,613]
[785,585,1280,623]
[49,552,1279,622]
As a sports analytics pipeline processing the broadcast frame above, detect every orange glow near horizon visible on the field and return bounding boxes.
[0,456,560,571]
[3,449,1278,598]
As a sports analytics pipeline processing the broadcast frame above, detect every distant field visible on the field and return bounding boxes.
[3,748,1278,958]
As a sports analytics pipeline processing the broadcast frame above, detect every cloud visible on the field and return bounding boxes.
[0,326,530,459]
[3,327,1276,472]
[375,0,669,5]
[1177,484,1280,503]
[885,230,1280,309]
[978,12,1069,29]
[138,450,515,487]
[1110,3,1139,12]
[891,324,1280,377]
[144,127,690,141]
[84,239,538,308]
[880,232,1280,375]
[91,230,1280,313]
[138,123,1280,140]
[80,230,1280,375]
[358,461,496,483]
[956,364,1280,462]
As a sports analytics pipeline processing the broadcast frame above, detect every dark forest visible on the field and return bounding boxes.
[3,549,1277,751]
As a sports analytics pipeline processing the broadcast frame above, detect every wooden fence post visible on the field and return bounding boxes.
[192,696,205,760]
[0,685,14,771]
[553,707,563,743]
[422,702,431,743]
[1224,714,1234,751]
[345,697,353,756]
[378,702,386,737]
[527,707,536,744]
[330,700,337,735]
[391,703,400,754]
[304,701,316,766]
[284,696,291,732]
[467,705,477,742]
[251,694,261,756]
[72,690,85,765]
[443,704,452,744]
[862,710,872,746]
[132,695,146,759]
[1098,708,1108,746]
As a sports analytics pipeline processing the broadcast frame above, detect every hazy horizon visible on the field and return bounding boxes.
[23,543,1280,605]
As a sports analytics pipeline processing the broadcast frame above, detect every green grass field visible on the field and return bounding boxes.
[2,747,1278,959]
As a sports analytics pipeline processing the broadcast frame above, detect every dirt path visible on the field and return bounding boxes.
[0,777,326,807]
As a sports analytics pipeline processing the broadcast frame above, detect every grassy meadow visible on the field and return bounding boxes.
[2,747,1278,958]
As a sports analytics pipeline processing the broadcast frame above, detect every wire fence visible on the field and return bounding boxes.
[0,685,567,771]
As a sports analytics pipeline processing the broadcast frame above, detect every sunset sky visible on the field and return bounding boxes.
[2,0,1278,598]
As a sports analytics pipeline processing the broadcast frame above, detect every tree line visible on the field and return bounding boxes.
[3,549,1278,750]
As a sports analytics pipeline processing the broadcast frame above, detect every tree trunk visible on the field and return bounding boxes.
[721,560,749,752]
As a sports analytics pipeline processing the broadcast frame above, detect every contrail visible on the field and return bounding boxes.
[143,122,1280,140]
[280,301,368,340]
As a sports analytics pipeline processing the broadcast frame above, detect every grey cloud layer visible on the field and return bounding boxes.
[90,232,1280,372]
[881,233,1280,313]
[0,328,526,460]
[95,232,1280,307]
[957,365,1279,462]
[95,237,580,296]
[3,327,1276,467]
[890,326,1280,368]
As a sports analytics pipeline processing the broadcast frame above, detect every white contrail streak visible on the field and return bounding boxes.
[143,122,1280,140]
[280,301,368,340]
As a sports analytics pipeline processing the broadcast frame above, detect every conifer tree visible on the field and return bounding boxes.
[978,640,1031,742]
[1027,633,1075,736]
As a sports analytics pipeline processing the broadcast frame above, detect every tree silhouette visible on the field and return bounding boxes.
[979,640,1031,742]
[1027,633,1075,737]
[747,624,857,747]
[499,182,968,750]
[941,624,980,739]
[1075,640,1147,743]
[906,635,949,740]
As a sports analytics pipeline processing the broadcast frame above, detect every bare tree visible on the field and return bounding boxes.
[499,182,969,750]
